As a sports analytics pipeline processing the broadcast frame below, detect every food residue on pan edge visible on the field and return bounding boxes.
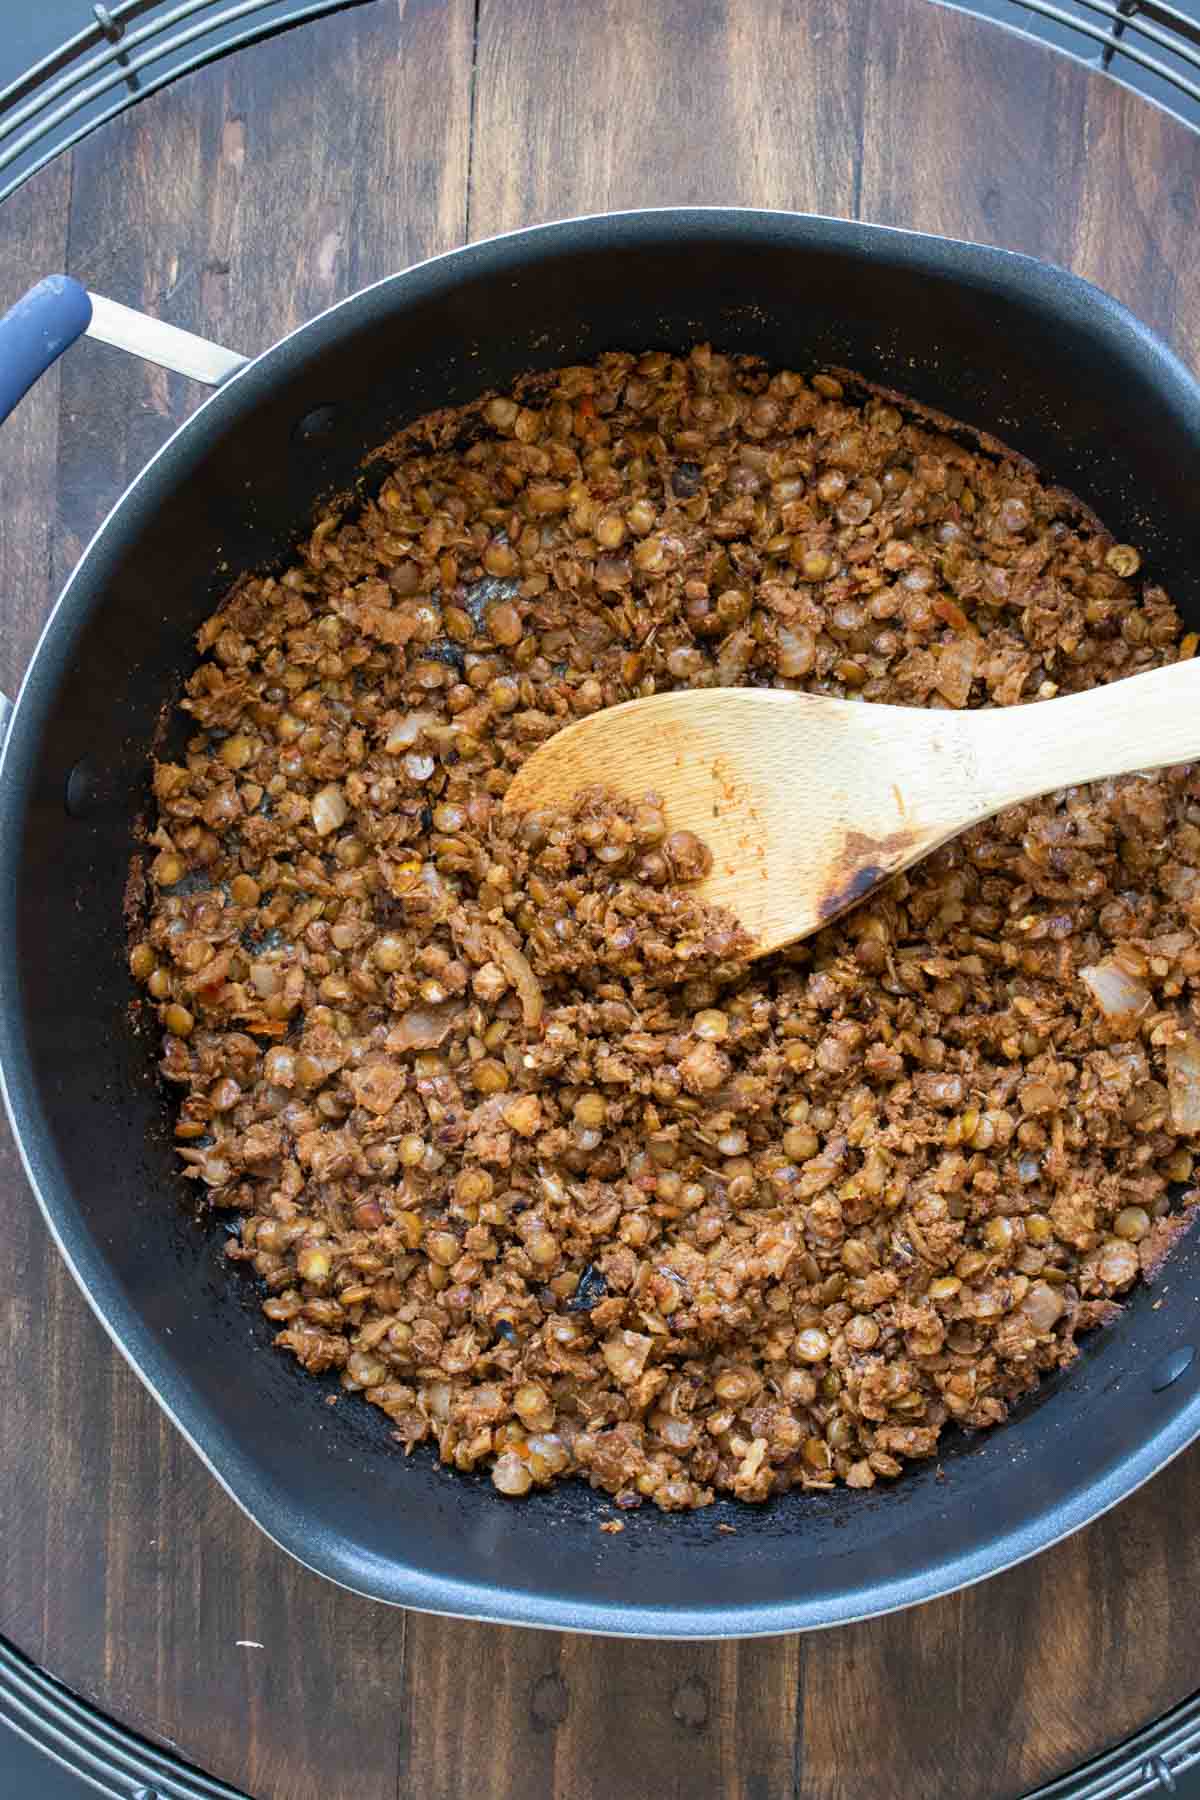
[129,344,1200,1511]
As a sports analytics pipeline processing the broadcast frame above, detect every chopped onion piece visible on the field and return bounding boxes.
[385,1001,463,1052]
[421,862,447,905]
[934,635,981,708]
[1079,960,1151,1031]
[311,782,347,836]
[1163,864,1200,902]
[657,1415,697,1450]
[484,925,544,1028]
[1167,1034,1200,1133]
[249,959,281,997]
[385,710,437,753]
[180,1145,233,1188]
[776,625,815,679]
[422,1379,452,1422]
[1020,1280,1065,1332]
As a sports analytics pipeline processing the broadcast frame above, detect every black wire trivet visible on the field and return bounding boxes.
[0,1635,245,1798]
[0,0,374,205]
[3,1,1200,207]
[942,0,1200,124]
[4,2,1200,1797]
[2,1623,1200,1799]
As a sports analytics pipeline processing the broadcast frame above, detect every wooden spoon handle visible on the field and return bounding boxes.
[952,657,1200,818]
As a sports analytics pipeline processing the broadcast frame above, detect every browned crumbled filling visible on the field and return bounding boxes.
[130,345,1200,1511]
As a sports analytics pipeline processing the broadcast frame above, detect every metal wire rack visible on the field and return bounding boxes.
[3,1612,1200,1800]
[3,1,1200,212]
[937,0,1200,125]
[3,1,1200,1797]
[0,1634,246,1799]
[0,0,372,206]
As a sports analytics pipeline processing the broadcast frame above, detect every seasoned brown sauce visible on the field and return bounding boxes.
[131,346,1200,1510]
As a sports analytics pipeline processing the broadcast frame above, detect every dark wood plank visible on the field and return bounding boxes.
[0,6,472,1799]
[0,156,72,1685]
[398,1619,562,1800]
[854,1,1200,366]
[448,6,1200,1798]
[0,156,70,693]
[6,1,1200,1796]
[401,1622,802,1800]
[0,156,71,1675]
[56,0,473,576]
[1064,81,1200,370]
[797,1443,1200,1800]
[856,1,1089,259]
[795,16,1200,1798]
[469,0,865,231]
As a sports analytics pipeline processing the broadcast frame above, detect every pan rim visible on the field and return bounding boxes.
[4,204,1200,1636]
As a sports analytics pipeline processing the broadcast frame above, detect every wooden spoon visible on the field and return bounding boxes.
[502,663,1200,955]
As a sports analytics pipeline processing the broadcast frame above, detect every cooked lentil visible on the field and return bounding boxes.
[131,345,1200,1511]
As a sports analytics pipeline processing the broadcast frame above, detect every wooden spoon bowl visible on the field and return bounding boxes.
[502,664,1200,954]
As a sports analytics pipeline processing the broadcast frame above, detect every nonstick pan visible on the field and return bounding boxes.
[3,209,1200,1638]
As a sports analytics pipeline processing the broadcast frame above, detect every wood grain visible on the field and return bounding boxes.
[400,1619,803,1800]
[2,6,471,1798]
[4,1,1200,1796]
[502,667,1200,954]
[468,0,865,234]
[0,156,70,693]
[0,156,71,1677]
[56,0,473,577]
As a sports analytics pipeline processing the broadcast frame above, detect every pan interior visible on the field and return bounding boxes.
[5,213,1200,1632]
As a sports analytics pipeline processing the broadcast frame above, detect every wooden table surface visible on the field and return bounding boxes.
[4,2,1200,1795]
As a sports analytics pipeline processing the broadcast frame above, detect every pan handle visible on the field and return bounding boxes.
[0,285,249,741]
[0,276,249,425]
[0,277,91,425]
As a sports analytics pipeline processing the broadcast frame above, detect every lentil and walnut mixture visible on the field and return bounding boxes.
[131,346,1200,1511]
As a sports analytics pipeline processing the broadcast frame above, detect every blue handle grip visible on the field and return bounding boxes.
[0,276,92,426]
